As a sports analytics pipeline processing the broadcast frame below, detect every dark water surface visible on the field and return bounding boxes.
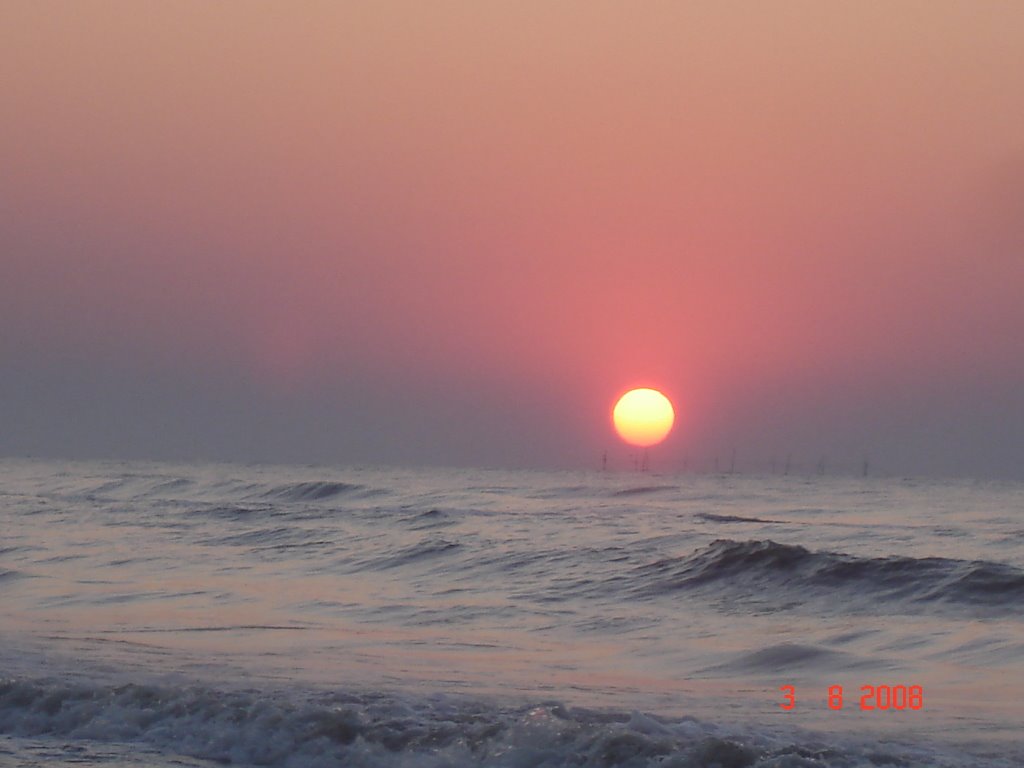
[1,458,1022,766]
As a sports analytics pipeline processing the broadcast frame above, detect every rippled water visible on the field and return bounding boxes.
[1,458,1022,766]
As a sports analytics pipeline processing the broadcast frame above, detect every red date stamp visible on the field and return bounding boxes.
[779,684,923,711]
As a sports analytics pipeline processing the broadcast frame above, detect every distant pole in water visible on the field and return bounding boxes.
[714,456,720,474]
[602,450,608,472]
[862,455,869,477]
[729,447,736,475]
[641,448,649,472]
[817,456,826,475]
[784,454,792,476]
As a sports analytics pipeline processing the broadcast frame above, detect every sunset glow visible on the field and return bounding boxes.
[2,7,1022,764]
[1,3,1023,477]
[612,389,675,448]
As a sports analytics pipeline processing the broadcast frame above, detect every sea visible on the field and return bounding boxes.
[1,457,1022,767]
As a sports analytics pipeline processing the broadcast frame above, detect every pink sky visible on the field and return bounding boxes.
[3,2,1023,476]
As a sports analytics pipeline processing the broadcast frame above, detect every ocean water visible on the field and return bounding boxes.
[1,458,1022,767]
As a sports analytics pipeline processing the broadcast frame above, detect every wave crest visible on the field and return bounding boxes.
[630,539,1024,613]
[259,481,362,502]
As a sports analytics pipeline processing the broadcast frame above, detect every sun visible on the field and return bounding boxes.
[612,388,675,447]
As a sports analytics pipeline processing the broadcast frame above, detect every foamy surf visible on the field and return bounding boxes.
[1,678,1019,768]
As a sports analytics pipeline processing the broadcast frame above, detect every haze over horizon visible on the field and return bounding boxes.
[3,2,1023,480]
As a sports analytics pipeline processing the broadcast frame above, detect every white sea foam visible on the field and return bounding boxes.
[1,678,1019,768]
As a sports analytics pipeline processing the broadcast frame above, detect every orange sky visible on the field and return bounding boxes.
[3,2,1023,475]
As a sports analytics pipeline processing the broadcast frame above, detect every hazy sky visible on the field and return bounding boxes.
[3,2,1023,478]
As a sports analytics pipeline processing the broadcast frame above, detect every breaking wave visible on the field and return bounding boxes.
[629,539,1024,614]
[0,677,1004,768]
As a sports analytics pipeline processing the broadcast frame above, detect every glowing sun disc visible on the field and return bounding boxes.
[612,388,675,447]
